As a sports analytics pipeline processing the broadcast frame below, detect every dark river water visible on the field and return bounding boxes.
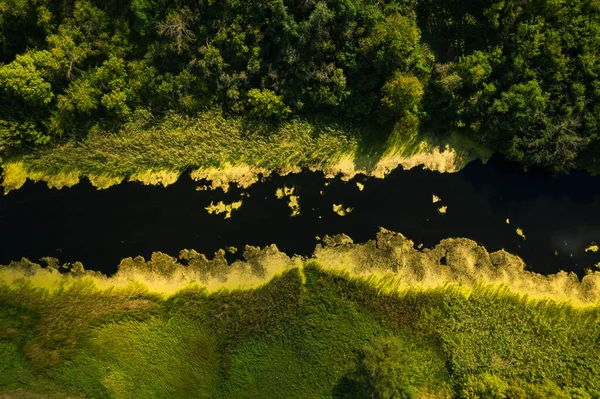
[1,155,600,276]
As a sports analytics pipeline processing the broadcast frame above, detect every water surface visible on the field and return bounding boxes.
[1,155,599,276]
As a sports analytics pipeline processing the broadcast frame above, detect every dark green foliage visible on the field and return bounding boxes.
[0,0,429,154]
[420,0,600,172]
[2,0,600,171]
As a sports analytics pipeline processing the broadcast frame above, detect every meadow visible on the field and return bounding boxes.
[1,231,600,398]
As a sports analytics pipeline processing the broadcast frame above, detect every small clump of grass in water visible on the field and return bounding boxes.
[585,243,599,253]
[356,182,365,191]
[275,186,300,216]
[205,200,243,219]
[288,196,301,216]
[516,228,526,239]
[432,194,441,203]
[333,204,353,216]
[437,206,447,214]
[275,186,295,199]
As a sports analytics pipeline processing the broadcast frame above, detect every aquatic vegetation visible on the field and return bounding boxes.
[432,194,441,203]
[356,182,365,191]
[437,205,447,214]
[191,164,268,193]
[333,204,353,216]
[288,196,301,217]
[516,227,526,239]
[205,200,243,219]
[275,186,300,216]
[506,218,510,224]
[275,186,295,199]
[586,244,599,253]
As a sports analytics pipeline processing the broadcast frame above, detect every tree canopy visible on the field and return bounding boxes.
[0,0,599,172]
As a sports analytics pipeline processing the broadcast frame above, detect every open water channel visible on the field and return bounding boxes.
[1,155,599,276]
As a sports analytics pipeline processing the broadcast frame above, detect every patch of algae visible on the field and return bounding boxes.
[275,186,295,199]
[333,203,353,216]
[585,244,599,253]
[4,229,600,306]
[288,196,301,216]
[205,200,243,219]
[275,186,300,216]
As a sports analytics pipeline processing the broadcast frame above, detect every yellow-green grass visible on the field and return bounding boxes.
[2,231,600,398]
[1,265,599,398]
[1,110,486,193]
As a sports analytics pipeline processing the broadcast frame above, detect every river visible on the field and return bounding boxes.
[1,155,599,276]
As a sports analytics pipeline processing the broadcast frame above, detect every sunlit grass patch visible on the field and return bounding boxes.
[88,174,124,190]
[275,186,300,216]
[129,169,180,187]
[333,203,353,216]
[1,162,27,194]
[2,110,481,193]
[57,316,219,398]
[205,200,243,219]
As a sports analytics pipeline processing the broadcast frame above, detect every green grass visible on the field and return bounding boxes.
[1,109,481,192]
[13,110,363,178]
[1,262,600,398]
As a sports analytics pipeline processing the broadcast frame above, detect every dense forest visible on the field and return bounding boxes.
[0,0,599,172]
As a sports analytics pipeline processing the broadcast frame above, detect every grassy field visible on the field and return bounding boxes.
[2,231,600,398]
[0,110,485,193]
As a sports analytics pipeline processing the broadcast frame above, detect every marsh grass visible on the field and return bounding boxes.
[8,111,358,188]
[3,232,600,397]
[1,110,481,193]
[2,264,600,398]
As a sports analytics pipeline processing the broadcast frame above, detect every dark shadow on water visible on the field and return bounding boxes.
[1,154,600,277]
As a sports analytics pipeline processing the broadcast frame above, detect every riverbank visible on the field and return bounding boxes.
[0,110,491,194]
[3,229,598,304]
[1,230,599,398]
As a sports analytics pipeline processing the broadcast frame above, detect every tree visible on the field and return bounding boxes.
[460,373,509,399]
[157,8,196,54]
[380,72,423,122]
[246,88,291,120]
[0,120,49,148]
[0,51,54,105]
